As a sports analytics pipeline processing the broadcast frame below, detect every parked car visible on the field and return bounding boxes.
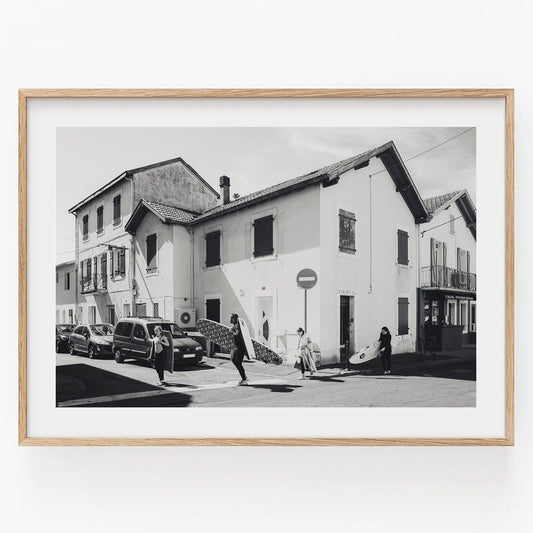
[68,323,115,358]
[113,317,204,366]
[56,324,75,353]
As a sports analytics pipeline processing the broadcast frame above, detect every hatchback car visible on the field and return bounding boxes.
[56,324,75,353]
[68,323,115,358]
[113,317,204,366]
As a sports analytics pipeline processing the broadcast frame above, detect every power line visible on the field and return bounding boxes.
[420,215,464,236]
[370,127,475,177]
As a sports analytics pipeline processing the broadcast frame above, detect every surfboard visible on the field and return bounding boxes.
[348,341,382,365]
[161,330,174,373]
[196,318,283,365]
[238,318,256,359]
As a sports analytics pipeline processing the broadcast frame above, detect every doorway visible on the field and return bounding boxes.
[340,295,354,364]
[206,298,221,354]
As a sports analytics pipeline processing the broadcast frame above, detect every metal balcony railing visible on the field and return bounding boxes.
[420,266,476,292]
[80,274,108,293]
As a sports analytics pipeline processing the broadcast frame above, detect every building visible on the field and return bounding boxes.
[55,260,76,324]
[124,142,429,365]
[68,157,219,325]
[418,190,477,351]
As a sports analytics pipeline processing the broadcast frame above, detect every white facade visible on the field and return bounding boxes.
[55,261,78,324]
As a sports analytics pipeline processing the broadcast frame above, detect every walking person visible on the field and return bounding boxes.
[230,314,248,385]
[378,326,392,375]
[294,327,317,380]
[150,325,170,386]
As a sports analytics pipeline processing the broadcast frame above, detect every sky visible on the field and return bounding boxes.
[56,127,476,262]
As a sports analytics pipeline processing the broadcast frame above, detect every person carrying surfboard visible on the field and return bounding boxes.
[149,325,170,386]
[229,314,249,385]
[378,326,392,375]
[294,327,317,379]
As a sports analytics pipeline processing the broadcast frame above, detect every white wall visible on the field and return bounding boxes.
[3,2,532,533]
[320,156,419,361]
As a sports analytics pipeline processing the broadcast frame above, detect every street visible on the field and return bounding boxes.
[56,349,476,408]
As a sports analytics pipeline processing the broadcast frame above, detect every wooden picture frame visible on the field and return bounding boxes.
[19,88,514,446]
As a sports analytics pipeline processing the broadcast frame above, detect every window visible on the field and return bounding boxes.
[397,230,409,265]
[449,213,455,235]
[205,230,221,267]
[73,326,84,335]
[68,309,73,323]
[398,297,409,335]
[123,303,130,318]
[108,306,116,325]
[116,321,133,337]
[82,214,89,240]
[133,324,146,340]
[113,195,121,226]
[153,302,159,317]
[64,271,70,290]
[135,303,146,316]
[146,233,157,273]
[110,248,126,278]
[253,215,274,258]
[339,209,356,254]
[97,205,104,234]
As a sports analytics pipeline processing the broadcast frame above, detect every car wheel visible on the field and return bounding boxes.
[88,345,96,359]
[69,343,76,355]
[114,348,124,363]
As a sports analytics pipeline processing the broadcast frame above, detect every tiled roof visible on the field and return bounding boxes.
[192,151,374,224]
[144,200,198,224]
[423,191,463,214]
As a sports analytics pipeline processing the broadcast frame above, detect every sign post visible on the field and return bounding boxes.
[296,268,318,332]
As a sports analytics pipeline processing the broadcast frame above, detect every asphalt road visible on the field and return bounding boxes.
[56,352,476,408]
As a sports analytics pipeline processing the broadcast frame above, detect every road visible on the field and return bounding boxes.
[56,350,476,408]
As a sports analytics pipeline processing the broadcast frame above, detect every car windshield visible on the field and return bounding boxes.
[147,323,186,339]
[90,324,115,336]
[57,325,74,333]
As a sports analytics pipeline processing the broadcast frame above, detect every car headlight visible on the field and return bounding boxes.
[195,346,203,351]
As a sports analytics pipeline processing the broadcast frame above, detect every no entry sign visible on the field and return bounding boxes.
[297,268,318,289]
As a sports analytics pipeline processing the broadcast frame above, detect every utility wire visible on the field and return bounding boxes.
[370,127,475,177]
[420,215,464,236]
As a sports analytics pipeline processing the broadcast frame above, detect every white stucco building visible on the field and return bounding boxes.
[55,260,77,324]
[64,141,476,364]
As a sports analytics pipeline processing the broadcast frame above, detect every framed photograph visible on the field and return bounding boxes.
[19,89,514,445]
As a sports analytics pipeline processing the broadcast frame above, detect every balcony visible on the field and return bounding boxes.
[80,274,108,294]
[420,266,476,292]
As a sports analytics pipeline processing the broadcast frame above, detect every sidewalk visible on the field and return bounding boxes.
[208,346,476,379]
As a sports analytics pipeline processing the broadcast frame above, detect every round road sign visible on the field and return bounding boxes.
[296,268,318,289]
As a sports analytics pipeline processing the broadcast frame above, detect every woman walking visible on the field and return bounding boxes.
[230,314,249,385]
[151,325,170,386]
[378,326,392,375]
[294,327,317,379]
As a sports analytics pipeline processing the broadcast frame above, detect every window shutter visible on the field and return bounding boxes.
[205,231,221,267]
[146,234,157,269]
[119,248,126,275]
[101,253,107,277]
[110,251,114,279]
[398,297,409,335]
[397,230,409,265]
[253,215,274,257]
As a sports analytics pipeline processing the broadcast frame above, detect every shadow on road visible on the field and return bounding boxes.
[56,363,192,407]
[249,384,302,393]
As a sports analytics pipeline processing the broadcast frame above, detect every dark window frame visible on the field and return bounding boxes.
[82,214,89,241]
[64,271,70,291]
[146,233,158,273]
[397,229,409,265]
[253,214,274,258]
[113,195,121,226]
[205,230,221,267]
[398,297,409,335]
[96,205,104,235]
[339,209,357,254]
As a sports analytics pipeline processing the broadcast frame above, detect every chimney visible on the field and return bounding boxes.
[219,175,231,205]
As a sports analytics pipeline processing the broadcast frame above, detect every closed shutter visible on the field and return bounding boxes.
[205,231,221,267]
[119,248,126,275]
[253,215,274,257]
[146,234,157,270]
[398,297,409,335]
[110,251,114,279]
[101,253,107,277]
[397,230,409,265]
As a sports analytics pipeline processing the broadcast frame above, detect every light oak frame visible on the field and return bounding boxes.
[18,88,514,446]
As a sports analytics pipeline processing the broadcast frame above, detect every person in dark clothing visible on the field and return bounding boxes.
[150,325,170,386]
[378,326,392,374]
[230,314,248,385]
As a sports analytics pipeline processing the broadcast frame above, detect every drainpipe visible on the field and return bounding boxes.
[188,226,195,308]
[368,174,373,294]
[126,176,135,315]
[74,213,79,322]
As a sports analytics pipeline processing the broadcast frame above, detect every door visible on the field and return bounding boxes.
[256,296,273,346]
[131,324,150,360]
[205,298,221,354]
[79,326,90,353]
[340,296,350,364]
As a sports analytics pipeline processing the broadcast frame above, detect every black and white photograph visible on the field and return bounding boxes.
[55,126,476,408]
